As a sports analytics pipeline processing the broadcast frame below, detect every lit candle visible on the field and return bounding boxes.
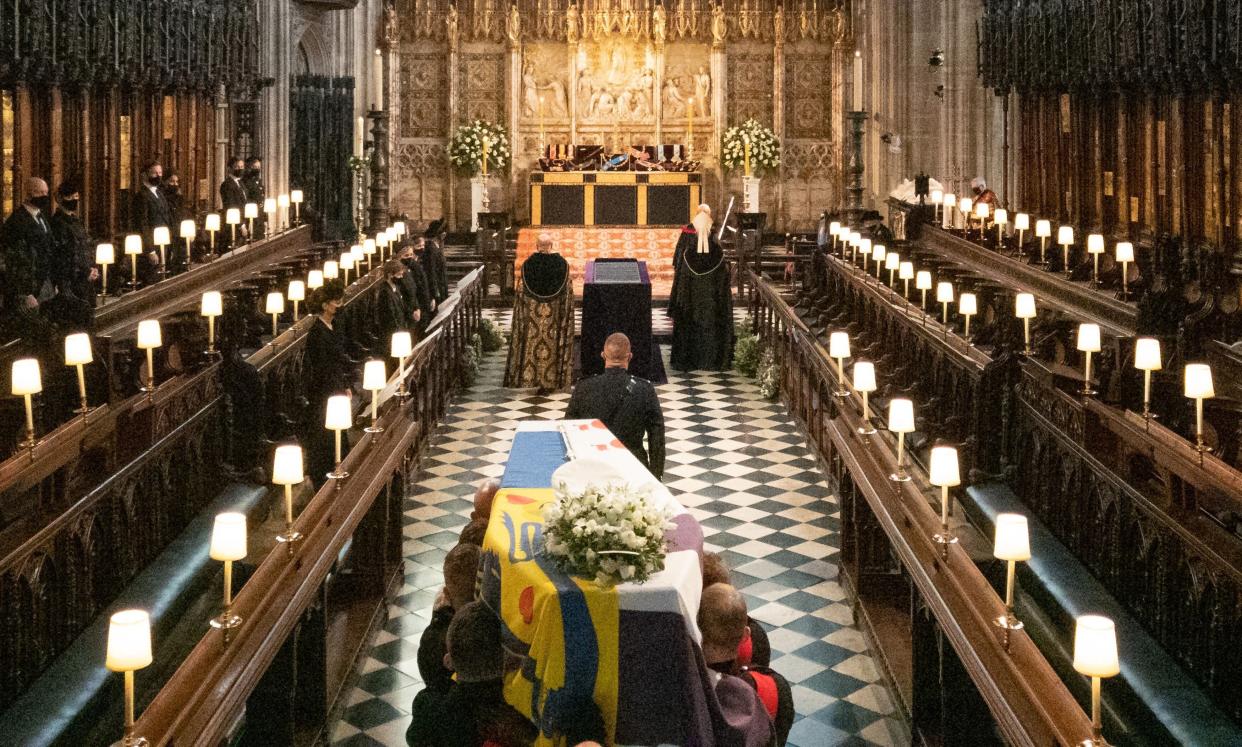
[686,98,694,157]
[852,50,863,111]
[481,136,489,178]
[371,48,384,111]
[354,116,365,159]
[539,95,546,149]
[743,135,752,178]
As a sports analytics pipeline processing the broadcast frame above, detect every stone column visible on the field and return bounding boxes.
[447,23,460,229]
[772,17,785,225]
[710,36,727,207]
[260,0,292,203]
[507,38,522,219]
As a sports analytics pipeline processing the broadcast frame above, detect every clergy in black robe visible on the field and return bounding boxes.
[504,237,574,391]
[669,210,733,372]
[302,282,352,487]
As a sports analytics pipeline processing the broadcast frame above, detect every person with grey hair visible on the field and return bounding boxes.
[1,177,54,309]
[669,202,733,371]
[504,232,573,392]
[971,176,998,207]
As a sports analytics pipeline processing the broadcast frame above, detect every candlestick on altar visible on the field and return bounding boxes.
[481,137,489,178]
[686,98,695,157]
[538,96,546,149]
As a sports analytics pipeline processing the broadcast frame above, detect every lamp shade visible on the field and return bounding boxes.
[340,253,356,270]
[136,320,162,349]
[959,197,973,214]
[391,331,413,358]
[993,208,1008,226]
[95,243,115,265]
[884,253,900,271]
[1134,338,1162,371]
[287,280,305,302]
[1087,233,1105,254]
[1184,363,1215,399]
[209,512,247,562]
[899,261,914,280]
[887,398,915,433]
[1015,292,1036,319]
[65,333,93,366]
[377,232,390,248]
[152,226,170,246]
[1115,242,1134,263]
[930,188,943,204]
[324,394,352,430]
[291,189,304,204]
[179,219,196,240]
[265,291,284,315]
[363,238,377,255]
[105,609,152,672]
[936,281,954,303]
[1057,225,1074,245]
[205,213,221,232]
[975,201,990,219]
[958,293,977,316]
[263,197,277,215]
[201,291,222,317]
[829,332,851,359]
[363,359,387,391]
[993,513,1031,562]
[11,358,41,395]
[853,361,876,392]
[858,238,872,256]
[278,194,290,209]
[1076,323,1101,353]
[394,221,406,237]
[1035,219,1051,238]
[244,202,259,219]
[272,444,304,485]
[915,271,932,291]
[225,208,241,226]
[849,231,861,245]
[1073,615,1120,678]
[829,220,841,237]
[323,260,339,279]
[350,244,364,261]
[1014,213,1030,231]
[307,270,324,290]
[928,446,961,487]
[942,192,956,207]
[124,234,144,256]
[871,244,886,262]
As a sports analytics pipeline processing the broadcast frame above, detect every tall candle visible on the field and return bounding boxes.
[538,96,546,149]
[687,98,694,157]
[481,137,489,177]
[743,137,752,177]
[354,117,364,159]
[852,50,863,111]
[371,49,383,110]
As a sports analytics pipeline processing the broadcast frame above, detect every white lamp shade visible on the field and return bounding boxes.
[959,293,977,316]
[350,244,364,261]
[1014,213,1030,231]
[959,197,973,213]
[1057,225,1075,245]
[287,280,305,302]
[124,234,144,256]
[394,221,406,236]
[244,202,259,219]
[1015,293,1036,319]
[871,244,886,262]
[1115,242,1134,263]
[852,361,876,393]
[179,220,196,240]
[994,208,1008,226]
[898,261,914,280]
[1087,234,1105,254]
[849,231,861,245]
[1184,363,1215,399]
[95,243,115,265]
[152,226,170,246]
[377,232,390,247]
[1076,323,1101,353]
[363,238,377,255]
[1133,338,1162,371]
[105,609,152,672]
[209,512,247,562]
[263,197,277,214]
[975,202,990,219]
[942,192,956,207]
[828,332,851,359]
[363,359,387,390]
[265,291,284,315]
[391,331,413,358]
[936,281,954,303]
[225,208,241,225]
[915,271,932,290]
[993,513,1031,562]
[291,189,304,204]
[307,271,324,290]
[1035,219,1051,238]
[1073,615,1120,678]
[11,358,41,395]
[324,394,352,430]
[277,194,290,208]
[930,188,943,203]
[201,291,223,317]
[323,261,339,279]
[340,253,356,270]
[205,213,221,231]
[829,221,841,236]
[887,398,915,433]
[136,320,162,349]
[928,446,961,487]
[64,333,93,366]
[858,238,872,255]
[272,444,304,485]
[884,253,900,271]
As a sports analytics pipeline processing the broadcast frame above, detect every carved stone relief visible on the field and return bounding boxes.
[726,49,774,126]
[784,49,833,139]
[458,52,507,124]
[520,44,570,119]
[661,42,711,121]
[574,40,658,123]
[399,53,449,138]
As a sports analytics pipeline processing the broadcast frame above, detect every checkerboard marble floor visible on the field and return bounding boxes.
[328,313,911,747]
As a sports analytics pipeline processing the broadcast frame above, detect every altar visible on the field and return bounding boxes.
[529,171,702,227]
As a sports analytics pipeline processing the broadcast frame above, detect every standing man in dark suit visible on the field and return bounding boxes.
[0,177,54,310]
[565,333,665,479]
[242,157,265,238]
[132,161,171,282]
[219,157,248,251]
[49,181,98,305]
[397,244,432,334]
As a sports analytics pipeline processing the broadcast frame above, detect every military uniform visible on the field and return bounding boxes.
[565,366,665,478]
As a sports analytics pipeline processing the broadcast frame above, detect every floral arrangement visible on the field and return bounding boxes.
[462,332,483,387]
[721,119,781,177]
[757,347,780,400]
[449,120,510,176]
[542,481,676,587]
[733,315,762,377]
[479,317,507,352]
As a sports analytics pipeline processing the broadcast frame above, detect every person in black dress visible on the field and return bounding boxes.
[302,281,352,487]
[418,224,449,308]
[398,244,433,334]
[669,206,734,371]
[48,181,99,307]
[243,157,266,239]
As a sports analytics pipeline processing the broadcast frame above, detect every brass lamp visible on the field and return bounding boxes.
[974,200,990,237]
[225,208,241,246]
[11,358,41,452]
[325,395,352,480]
[941,192,955,229]
[1013,212,1030,256]
[1133,338,1161,429]
[65,333,94,417]
[205,213,221,254]
[870,243,886,281]
[323,259,339,281]
[394,220,407,241]
[930,188,943,222]
[392,331,413,399]
[829,221,841,252]
[201,292,223,355]
[1184,363,1214,464]
[363,359,387,433]
[1058,225,1075,277]
[849,231,861,263]
[958,293,977,342]
[1014,293,1037,355]
[884,251,900,289]
[152,226,171,280]
[208,512,246,638]
[1086,233,1105,286]
[363,238,378,270]
[898,261,914,303]
[1073,615,1119,746]
[288,280,305,321]
[1035,219,1051,264]
[179,219,196,270]
[1115,242,1134,299]
[272,444,305,552]
[136,320,162,394]
[936,281,954,335]
[106,609,152,747]
[992,513,1030,651]
[853,361,877,436]
[1076,323,1101,397]
[350,243,365,271]
[291,189,304,224]
[96,243,114,301]
[916,271,932,324]
[265,291,284,345]
[993,207,1008,244]
[887,398,915,482]
[124,234,144,291]
[929,445,960,555]
[828,332,851,397]
[858,238,872,275]
[340,251,355,286]
[244,202,259,240]
[263,198,277,234]
[277,194,290,231]
[307,270,324,290]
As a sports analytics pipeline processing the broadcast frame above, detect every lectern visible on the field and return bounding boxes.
[477,211,513,301]
[736,212,766,297]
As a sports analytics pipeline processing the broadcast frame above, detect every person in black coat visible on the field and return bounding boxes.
[48,181,99,306]
[219,157,248,251]
[564,332,665,478]
[416,234,449,308]
[132,161,172,248]
[398,245,433,334]
[375,260,413,356]
[243,157,266,238]
[0,177,54,310]
[302,281,352,487]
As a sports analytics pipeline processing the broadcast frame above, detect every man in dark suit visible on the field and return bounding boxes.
[565,332,665,478]
[243,157,265,238]
[375,260,412,356]
[49,180,98,305]
[130,162,170,284]
[0,177,54,310]
[397,245,432,334]
[419,222,450,307]
[220,157,248,212]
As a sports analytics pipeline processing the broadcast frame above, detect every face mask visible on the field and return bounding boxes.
[148,175,162,187]
[232,168,244,178]
[61,198,79,212]
[163,185,179,196]
[31,195,52,212]
[248,168,260,178]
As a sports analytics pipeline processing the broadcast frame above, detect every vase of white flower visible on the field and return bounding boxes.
[470,176,491,232]
[743,175,761,212]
